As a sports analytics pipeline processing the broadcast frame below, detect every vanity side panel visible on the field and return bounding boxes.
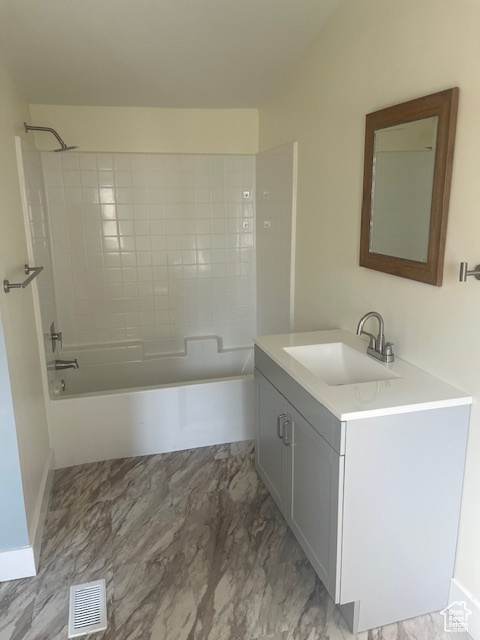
[340,405,470,632]
[254,346,343,453]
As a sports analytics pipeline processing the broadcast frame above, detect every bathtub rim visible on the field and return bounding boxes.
[55,372,254,401]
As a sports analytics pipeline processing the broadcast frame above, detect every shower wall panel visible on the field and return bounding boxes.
[256,143,295,335]
[22,148,59,394]
[41,152,256,365]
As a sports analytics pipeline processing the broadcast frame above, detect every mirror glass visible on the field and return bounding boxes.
[370,116,438,263]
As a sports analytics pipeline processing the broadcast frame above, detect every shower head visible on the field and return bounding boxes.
[54,144,79,153]
[24,122,78,152]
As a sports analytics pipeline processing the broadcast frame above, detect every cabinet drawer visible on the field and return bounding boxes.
[255,346,344,454]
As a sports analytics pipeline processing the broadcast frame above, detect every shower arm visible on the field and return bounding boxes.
[24,122,77,152]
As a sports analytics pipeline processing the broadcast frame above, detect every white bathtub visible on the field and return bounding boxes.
[61,345,253,395]
[48,344,255,468]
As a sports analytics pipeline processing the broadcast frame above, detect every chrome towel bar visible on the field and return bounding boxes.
[459,262,480,282]
[4,264,44,293]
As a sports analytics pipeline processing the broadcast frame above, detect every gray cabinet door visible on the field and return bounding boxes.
[287,405,343,602]
[255,370,288,511]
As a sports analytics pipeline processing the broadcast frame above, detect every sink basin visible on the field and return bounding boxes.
[283,342,400,386]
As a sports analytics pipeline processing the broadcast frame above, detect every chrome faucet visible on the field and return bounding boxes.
[356,312,394,363]
[48,358,79,371]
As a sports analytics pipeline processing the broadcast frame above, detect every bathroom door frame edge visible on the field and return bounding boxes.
[289,141,298,332]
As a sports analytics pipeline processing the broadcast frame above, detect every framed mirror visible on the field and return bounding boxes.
[360,88,459,286]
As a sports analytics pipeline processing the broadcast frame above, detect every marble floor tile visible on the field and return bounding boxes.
[114,553,195,640]
[0,577,38,640]
[163,446,225,498]
[111,495,183,568]
[41,500,113,570]
[107,454,169,502]
[212,440,254,460]
[0,441,471,640]
[49,460,111,510]
[110,471,170,535]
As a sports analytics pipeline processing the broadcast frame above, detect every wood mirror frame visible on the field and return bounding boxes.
[359,88,459,286]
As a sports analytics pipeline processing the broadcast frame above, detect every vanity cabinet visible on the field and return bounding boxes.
[254,343,470,633]
[256,370,342,600]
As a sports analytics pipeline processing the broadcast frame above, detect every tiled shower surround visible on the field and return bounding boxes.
[41,152,256,365]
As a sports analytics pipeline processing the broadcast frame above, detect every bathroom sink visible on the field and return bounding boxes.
[283,342,400,386]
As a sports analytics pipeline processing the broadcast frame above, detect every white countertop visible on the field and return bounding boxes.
[254,330,472,421]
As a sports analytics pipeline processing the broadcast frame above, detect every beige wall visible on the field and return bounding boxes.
[29,104,258,154]
[0,62,51,541]
[259,0,480,602]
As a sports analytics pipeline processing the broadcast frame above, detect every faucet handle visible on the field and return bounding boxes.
[49,321,62,352]
[385,342,394,356]
[360,330,376,350]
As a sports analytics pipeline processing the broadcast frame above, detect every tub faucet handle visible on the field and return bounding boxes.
[50,321,63,352]
[52,330,62,347]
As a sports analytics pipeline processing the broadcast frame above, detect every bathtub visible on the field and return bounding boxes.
[47,342,255,468]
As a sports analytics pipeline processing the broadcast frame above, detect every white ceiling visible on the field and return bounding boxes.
[0,0,340,108]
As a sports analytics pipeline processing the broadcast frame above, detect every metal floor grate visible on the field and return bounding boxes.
[68,579,107,638]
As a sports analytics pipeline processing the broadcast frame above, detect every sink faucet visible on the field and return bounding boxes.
[48,358,79,371]
[356,312,394,363]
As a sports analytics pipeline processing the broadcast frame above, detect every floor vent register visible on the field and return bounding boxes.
[68,579,107,638]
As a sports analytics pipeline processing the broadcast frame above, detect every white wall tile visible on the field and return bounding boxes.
[41,151,256,364]
[80,154,97,170]
[113,154,131,171]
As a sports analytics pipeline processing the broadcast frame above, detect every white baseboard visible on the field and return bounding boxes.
[0,546,36,582]
[31,449,54,570]
[448,578,480,639]
[0,450,54,582]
